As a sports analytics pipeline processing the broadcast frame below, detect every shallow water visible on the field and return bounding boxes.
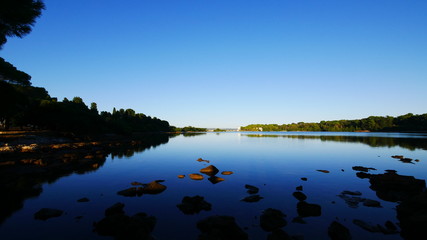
[1,132,426,240]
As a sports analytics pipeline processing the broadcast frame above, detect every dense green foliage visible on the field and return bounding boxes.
[240,114,427,132]
[0,82,171,134]
[173,126,207,132]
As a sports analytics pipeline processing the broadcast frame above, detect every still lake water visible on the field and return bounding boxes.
[1,132,426,240]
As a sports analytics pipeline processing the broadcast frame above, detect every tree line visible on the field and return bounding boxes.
[0,81,171,134]
[240,113,427,132]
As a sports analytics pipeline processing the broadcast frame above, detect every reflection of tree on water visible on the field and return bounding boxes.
[0,134,171,225]
[245,134,427,150]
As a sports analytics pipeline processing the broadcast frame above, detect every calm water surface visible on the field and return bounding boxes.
[1,132,426,240]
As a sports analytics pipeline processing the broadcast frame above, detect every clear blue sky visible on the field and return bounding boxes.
[2,0,426,128]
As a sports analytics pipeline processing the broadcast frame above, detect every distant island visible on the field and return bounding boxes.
[240,113,427,132]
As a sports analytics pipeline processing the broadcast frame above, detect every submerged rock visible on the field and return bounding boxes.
[241,195,263,203]
[117,187,141,197]
[328,221,351,240]
[301,177,308,181]
[260,208,287,232]
[391,155,404,159]
[131,181,144,186]
[296,186,303,191]
[208,176,225,184]
[77,197,90,202]
[177,175,185,178]
[94,202,156,240]
[341,190,362,196]
[396,191,427,239]
[177,195,212,215]
[141,181,167,194]
[292,192,307,201]
[221,171,234,175]
[297,201,321,217]
[200,165,220,176]
[245,184,259,194]
[399,158,413,164]
[353,219,380,232]
[267,229,292,240]
[317,170,330,173]
[34,208,63,220]
[197,215,248,240]
[189,173,204,180]
[352,166,376,172]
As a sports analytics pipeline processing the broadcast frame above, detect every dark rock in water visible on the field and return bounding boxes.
[301,177,308,181]
[328,221,351,240]
[296,185,303,191]
[77,197,90,202]
[94,202,156,240]
[353,219,381,232]
[414,159,420,162]
[141,181,167,194]
[221,171,234,175]
[384,221,397,231]
[338,194,364,208]
[189,173,204,180]
[391,155,404,159]
[177,195,212,215]
[369,171,426,202]
[197,158,210,163]
[317,170,330,173]
[385,169,397,174]
[131,181,144,186]
[241,195,263,203]
[341,190,362,196]
[292,216,306,224]
[200,165,219,176]
[363,199,382,208]
[34,208,63,220]
[208,176,225,184]
[197,215,248,240]
[292,192,307,201]
[117,187,141,197]
[105,202,125,216]
[356,172,371,179]
[245,184,259,194]
[399,158,413,164]
[177,174,185,178]
[396,191,427,239]
[297,201,321,217]
[260,208,287,232]
[267,229,292,240]
[352,166,377,172]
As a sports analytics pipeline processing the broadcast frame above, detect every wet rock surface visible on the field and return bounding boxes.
[396,191,427,239]
[77,197,90,202]
[34,208,63,220]
[208,176,225,184]
[177,195,212,215]
[241,195,263,203]
[117,180,167,197]
[197,158,210,163]
[221,171,233,175]
[200,165,219,176]
[352,166,376,172]
[328,221,351,240]
[197,215,248,240]
[297,201,321,217]
[260,208,287,232]
[94,202,156,240]
[292,192,307,201]
[189,173,204,180]
[245,184,259,194]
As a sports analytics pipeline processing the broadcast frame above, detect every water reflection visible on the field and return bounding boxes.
[244,134,427,150]
[0,134,171,225]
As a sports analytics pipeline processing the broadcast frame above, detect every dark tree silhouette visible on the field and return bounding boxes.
[0,57,31,85]
[0,0,45,48]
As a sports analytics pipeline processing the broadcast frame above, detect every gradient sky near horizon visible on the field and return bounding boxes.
[1,0,426,128]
